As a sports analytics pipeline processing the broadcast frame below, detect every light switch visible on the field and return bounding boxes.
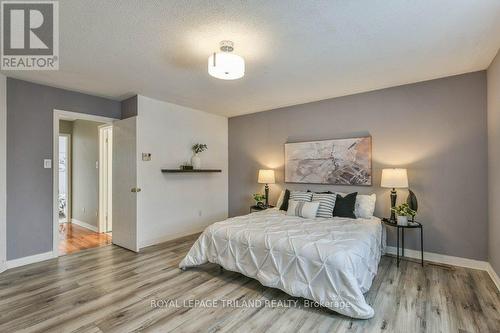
[142,153,152,161]
[43,159,52,169]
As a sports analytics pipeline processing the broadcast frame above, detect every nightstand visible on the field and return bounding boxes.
[382,218,424,267]
[250,205,275,213]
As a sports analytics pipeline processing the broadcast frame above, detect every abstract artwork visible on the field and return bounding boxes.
[285,137,372,185]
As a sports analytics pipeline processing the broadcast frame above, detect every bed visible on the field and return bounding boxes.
[179,208,384,319]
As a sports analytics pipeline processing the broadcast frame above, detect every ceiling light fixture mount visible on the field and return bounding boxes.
[208,40,245,80]
[219,40,234,52]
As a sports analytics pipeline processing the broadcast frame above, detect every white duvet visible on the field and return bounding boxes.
[179,208,383,319]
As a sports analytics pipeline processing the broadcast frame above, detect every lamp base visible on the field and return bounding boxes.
[390,189,397,221]
[264,184,270,207]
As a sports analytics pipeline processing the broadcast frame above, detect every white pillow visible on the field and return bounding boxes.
[287,200,320,219]
[276,190,285,208]
[311,193,336,218]
[289,191,313,202]
[354,194,377,219]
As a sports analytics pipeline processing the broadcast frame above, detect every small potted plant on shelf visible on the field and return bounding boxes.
[391,203,416,226]
[253,193,267,207]
[191,143,207,169]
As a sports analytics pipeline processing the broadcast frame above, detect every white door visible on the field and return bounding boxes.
[99,125,113,233]
[112,117,138,252]
[58,134,71,223]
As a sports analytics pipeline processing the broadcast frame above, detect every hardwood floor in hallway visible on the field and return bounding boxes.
[58,222,112,255]
[0,234,498,332]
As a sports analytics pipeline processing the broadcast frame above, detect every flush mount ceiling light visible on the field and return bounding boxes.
[208,40,245,80]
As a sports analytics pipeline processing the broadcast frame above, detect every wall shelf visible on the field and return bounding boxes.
[161,169,222,173]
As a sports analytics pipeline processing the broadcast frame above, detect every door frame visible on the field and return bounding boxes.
[53,110,116,257]
[58,133,72,224]
[98,124,113,233]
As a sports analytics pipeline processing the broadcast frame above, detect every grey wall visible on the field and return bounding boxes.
[72,120,104,228]
[121,95,137,119]
[7,78,120,260]
[59,120,73,134]
[487,50,500,275]
[229,71,488,261]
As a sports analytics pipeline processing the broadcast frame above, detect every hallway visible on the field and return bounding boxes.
[58,223,111,255]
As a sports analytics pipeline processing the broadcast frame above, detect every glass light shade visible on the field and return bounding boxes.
[208,52,245,80]
[258,169,275,184]
[381,168,408,188]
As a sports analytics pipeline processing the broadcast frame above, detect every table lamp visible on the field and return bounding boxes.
[258,169,275,207]
[381,168,408,221]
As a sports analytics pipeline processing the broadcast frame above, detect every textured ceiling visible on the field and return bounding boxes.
[3,0,500,117]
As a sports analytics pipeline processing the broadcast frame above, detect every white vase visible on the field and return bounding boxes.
[397,215,408,226]
[191,153,201,169]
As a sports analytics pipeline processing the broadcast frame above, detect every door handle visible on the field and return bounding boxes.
[131,187,142,193]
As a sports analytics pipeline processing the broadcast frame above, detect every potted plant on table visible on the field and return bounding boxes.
[191,143,207,169]
[391,203,416,226]
[253,193,267,207]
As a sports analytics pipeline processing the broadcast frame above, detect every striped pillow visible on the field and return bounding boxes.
[287,200,320,219]
[289,191,312,202]
[312,193,336,218]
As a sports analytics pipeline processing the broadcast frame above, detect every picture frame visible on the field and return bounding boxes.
[284,136,372,185]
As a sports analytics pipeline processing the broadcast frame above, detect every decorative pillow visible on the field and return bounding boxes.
[289,191,313,202]
[355,194,377,219]
[276,190,285,209]
[287,200,320,219]
[279,189,291,211]
[333,192,358,218]
[312,193,336,218]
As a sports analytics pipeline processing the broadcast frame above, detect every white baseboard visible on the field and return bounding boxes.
[385,246,489,270]
[139,225,207,249]
[6,251,56,269]
[71,219,98,232]
[0,261,6,273]
[486,263,500,291]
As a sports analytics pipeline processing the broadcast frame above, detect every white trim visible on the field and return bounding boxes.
[385,246,489,270]
[55,109,116,124]
[138,225,208,249]
[71,219,99,232]
[486,263,500,291]
[53,110,116,257]
[6,251,56,269]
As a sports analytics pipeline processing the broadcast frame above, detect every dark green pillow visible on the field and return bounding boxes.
[333,192,358,218]
[279,189,291,211]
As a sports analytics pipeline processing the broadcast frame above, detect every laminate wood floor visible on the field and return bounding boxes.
[59,223,112,256]
[1,233,499,333]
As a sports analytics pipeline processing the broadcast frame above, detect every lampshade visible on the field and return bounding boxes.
[208,52,245,80]
[258,169,275,184]
[381,168,408,188]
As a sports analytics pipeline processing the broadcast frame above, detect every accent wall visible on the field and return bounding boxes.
[487,49,500,277]
[6,79,120,260]
[228,71,488,261]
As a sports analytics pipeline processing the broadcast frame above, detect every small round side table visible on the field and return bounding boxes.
[382,218,424,267]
